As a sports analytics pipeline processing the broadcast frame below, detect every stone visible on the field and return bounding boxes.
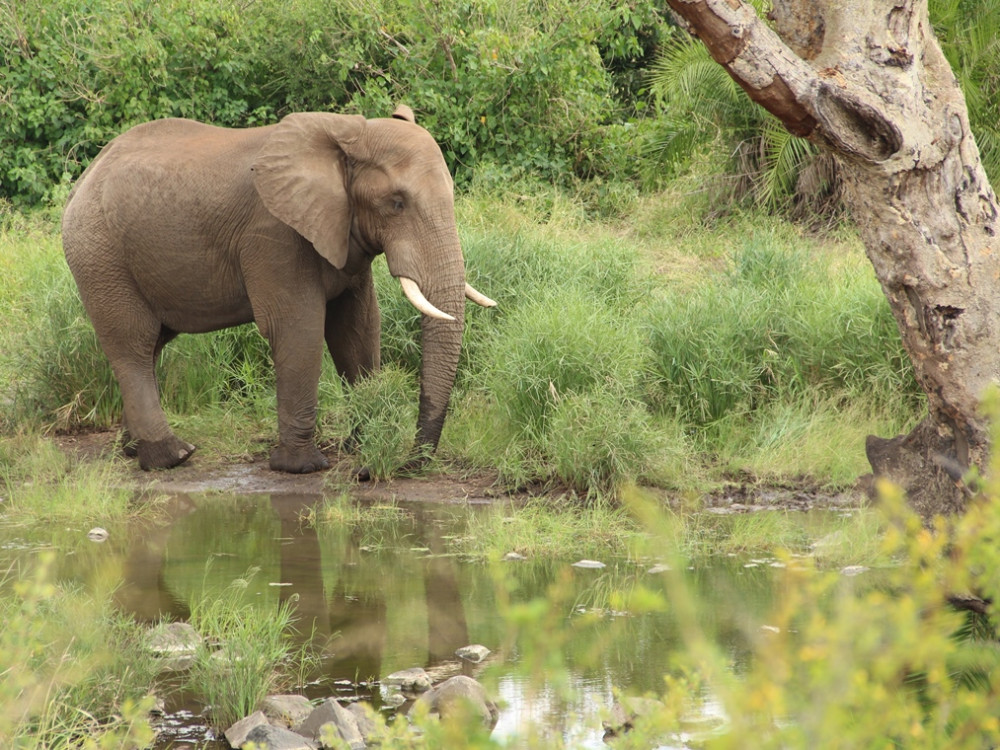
[384,667,432,694]
[261,694,314,729]
[411,675,498,730]
[146,621,201,670]
[840,565,869,577]
[87,527,109,542]
[346,703,377,742]
[244,724,317,750]
[502,551,526,561]
[224,710,269,748]
[295,698,365,750]
[571,559,606,569]
[455,644,491,664]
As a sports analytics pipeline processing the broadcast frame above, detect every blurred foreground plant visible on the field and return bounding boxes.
[0,553,155,748]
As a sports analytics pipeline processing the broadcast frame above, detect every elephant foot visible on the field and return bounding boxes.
[353,465,372,482]
[270,445,330,474]
[138,437,196,470]
[119,429,138,458]
[398,453,432,476]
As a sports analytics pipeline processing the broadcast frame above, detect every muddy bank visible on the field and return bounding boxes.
[52,430,867,512]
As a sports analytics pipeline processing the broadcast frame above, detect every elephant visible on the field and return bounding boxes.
[61,105,495,474]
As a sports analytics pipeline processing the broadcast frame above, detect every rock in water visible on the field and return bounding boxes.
[412,675,499,730]
[295,698,364,750]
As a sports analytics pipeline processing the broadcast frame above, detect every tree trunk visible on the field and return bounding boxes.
[665,0,1000,517]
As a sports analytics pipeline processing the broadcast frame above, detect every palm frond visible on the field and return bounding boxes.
[756,117,816,209]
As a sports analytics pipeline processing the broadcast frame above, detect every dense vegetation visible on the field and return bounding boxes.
[5,0,998,208]
[4,0,1000,746]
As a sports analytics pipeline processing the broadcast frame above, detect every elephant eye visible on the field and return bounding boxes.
[392,197,406,213]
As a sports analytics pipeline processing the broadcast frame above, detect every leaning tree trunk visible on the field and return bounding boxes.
[665,0,1000,518]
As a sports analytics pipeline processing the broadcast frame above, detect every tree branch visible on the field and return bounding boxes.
[666,0,819,136]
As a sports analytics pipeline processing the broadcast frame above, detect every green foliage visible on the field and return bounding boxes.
[340,364,418,479]
[648,229,921,428]
[1,204,921,492]
[0,554,157,748]
[645,35,819,207]
[1,0,667,205]
[185,566,304,728]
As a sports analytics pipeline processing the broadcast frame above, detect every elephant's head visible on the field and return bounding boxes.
[250,106,494,463]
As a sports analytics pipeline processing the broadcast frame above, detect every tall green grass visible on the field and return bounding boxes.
[184,566,307,728]
[2,196,924,495]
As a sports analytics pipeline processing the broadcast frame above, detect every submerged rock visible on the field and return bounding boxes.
[603,696,665,736]
[411,675,498,730]
[571,559,606,569]
[384,667,432,694]
[455,644,491,664]
[840,565,870,577]
[146,621,202,670]
[87,527,109,543]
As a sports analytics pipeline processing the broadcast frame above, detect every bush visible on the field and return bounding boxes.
[1,0,667,205]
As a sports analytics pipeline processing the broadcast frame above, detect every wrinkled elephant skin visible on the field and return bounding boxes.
[62,107,493,474]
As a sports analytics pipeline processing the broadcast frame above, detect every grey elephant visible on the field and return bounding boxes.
[62,105,495,474]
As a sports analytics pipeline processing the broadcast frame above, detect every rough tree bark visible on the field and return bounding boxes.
[665,0,1000,518]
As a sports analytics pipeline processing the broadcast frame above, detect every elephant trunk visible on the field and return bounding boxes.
[387,231,466,458]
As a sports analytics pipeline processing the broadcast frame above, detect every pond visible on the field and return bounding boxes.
[1,490,793,748]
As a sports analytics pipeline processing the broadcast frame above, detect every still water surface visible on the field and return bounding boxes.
[3,492,786,748]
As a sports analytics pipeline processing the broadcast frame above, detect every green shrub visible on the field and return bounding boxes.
[185,567,304,729]
[479,286,648,435]
[544,388,663,497]
[1,0,667,205]
[340,364,418,479]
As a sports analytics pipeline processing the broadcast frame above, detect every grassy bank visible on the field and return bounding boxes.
[1,187,922,496]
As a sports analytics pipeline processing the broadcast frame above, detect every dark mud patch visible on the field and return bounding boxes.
[51,430,869,511]
[53,430,514,504]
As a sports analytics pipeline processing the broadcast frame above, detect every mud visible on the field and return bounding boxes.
[53,430,514,504]
[52,430,868,511]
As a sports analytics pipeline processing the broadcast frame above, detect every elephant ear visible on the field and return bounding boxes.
[392,104,416,123]
[251,113,365,269]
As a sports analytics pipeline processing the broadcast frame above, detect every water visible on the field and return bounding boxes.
[2,491,784,748]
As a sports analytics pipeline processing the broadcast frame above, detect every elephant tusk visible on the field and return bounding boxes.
[399,277,456,321]
[465,283,497,308]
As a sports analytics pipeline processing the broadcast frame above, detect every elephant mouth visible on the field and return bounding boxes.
[350,224,382,259]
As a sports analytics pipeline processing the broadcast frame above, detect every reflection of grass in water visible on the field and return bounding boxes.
[311,493,415,550]
[184,565,308,728]
[0,431,160,527]
[452,497,643,561]
[444,493,886,570]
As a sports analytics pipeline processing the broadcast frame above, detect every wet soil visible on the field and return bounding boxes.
[53,430,507,503]
[52,430,868,511]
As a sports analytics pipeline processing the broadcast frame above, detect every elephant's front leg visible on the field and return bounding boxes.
[324,272,381,476]
[262,311,330,474]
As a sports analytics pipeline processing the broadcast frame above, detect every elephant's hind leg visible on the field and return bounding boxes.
[82,283,193,470]
[120,326,182,462]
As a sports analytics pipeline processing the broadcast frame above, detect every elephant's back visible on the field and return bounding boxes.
[66,119,272,244]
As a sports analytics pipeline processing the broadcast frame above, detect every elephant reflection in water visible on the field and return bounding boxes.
[115,493,471,688]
